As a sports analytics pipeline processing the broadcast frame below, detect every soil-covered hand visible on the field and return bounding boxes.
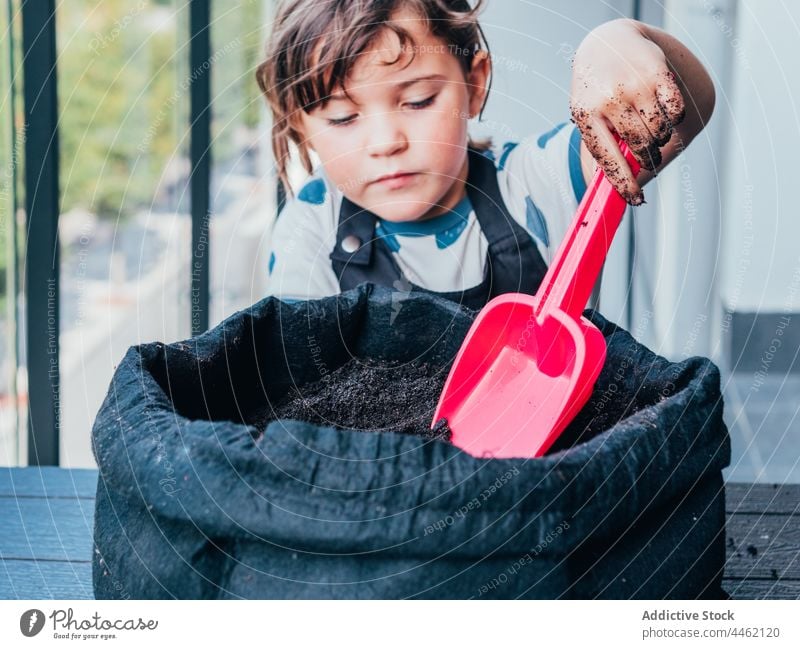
[570,19,689,205]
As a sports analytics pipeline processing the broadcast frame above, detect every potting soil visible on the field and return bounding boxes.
[249,331,664,455]
[251,359,452,442]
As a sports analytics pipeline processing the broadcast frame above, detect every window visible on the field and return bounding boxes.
[0,0,23,466]
[57,0,192,466]
[209,0,274,326]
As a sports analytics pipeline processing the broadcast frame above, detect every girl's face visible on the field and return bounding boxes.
[297,10,490,223]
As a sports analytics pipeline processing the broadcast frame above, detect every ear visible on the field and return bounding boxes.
[466,49,491,119]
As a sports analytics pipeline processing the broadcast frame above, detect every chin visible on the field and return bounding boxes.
[371,203,435,223]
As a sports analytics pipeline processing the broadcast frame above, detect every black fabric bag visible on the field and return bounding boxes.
[92,284,730,599]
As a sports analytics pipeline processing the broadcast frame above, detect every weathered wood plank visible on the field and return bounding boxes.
[0,497,95,562]
[0,558,93,599]
[724,513,800,580]
[723,578,800,600]
[726,483,800,515]
[0,467,98,499]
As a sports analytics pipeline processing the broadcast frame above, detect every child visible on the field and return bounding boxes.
[257,0,714,308]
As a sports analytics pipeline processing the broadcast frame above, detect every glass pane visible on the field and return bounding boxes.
[57,0,191,467]
[209,0,276,326]
[0,0,23,466]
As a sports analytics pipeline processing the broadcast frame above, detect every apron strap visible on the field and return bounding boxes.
[330,196,404,292]
[465,148,548,297]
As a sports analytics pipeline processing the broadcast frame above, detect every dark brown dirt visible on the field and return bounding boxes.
[249,337,660,453]
[251,358,453,442]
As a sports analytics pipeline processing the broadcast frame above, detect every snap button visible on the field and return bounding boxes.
[341,235,361,253]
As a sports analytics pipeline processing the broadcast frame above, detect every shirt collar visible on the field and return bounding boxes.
[376,194,472,237]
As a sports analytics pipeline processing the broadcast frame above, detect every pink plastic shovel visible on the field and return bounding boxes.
[432,140,641,458]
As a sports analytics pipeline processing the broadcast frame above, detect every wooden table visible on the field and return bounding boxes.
[1,468,798,599]
[723,483,800,598]
[0,468,95,599]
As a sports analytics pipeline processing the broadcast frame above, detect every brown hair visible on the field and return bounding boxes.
[256,0,492,195]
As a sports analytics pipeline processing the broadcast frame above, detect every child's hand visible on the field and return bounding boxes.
[570,19,713,205]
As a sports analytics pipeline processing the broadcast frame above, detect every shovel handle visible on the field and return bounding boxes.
[534,137,641,320]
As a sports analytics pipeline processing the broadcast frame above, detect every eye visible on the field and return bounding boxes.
[406,95,436,110]
[327,114,356,127]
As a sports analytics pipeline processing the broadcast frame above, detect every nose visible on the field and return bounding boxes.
[364,111,408,157]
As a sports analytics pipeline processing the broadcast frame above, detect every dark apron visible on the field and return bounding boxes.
[329,147,548,311]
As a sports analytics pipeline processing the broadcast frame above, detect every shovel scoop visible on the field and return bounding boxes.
[432,140,641,458]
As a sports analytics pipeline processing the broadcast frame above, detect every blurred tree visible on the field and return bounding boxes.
[212,1,264,169]
[56,0,266,220]
[58,0,180,219]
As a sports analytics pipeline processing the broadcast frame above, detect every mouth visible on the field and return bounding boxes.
[372,171,420,189]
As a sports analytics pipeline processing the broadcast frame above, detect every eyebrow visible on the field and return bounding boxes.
[326,74,447,104]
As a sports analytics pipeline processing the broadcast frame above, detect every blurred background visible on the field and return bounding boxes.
[0,0,797,484]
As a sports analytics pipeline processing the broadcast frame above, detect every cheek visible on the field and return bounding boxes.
[424,96,468,142]
[417,92,469,150]
[312,135,362,188]
[418,107,469,175]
